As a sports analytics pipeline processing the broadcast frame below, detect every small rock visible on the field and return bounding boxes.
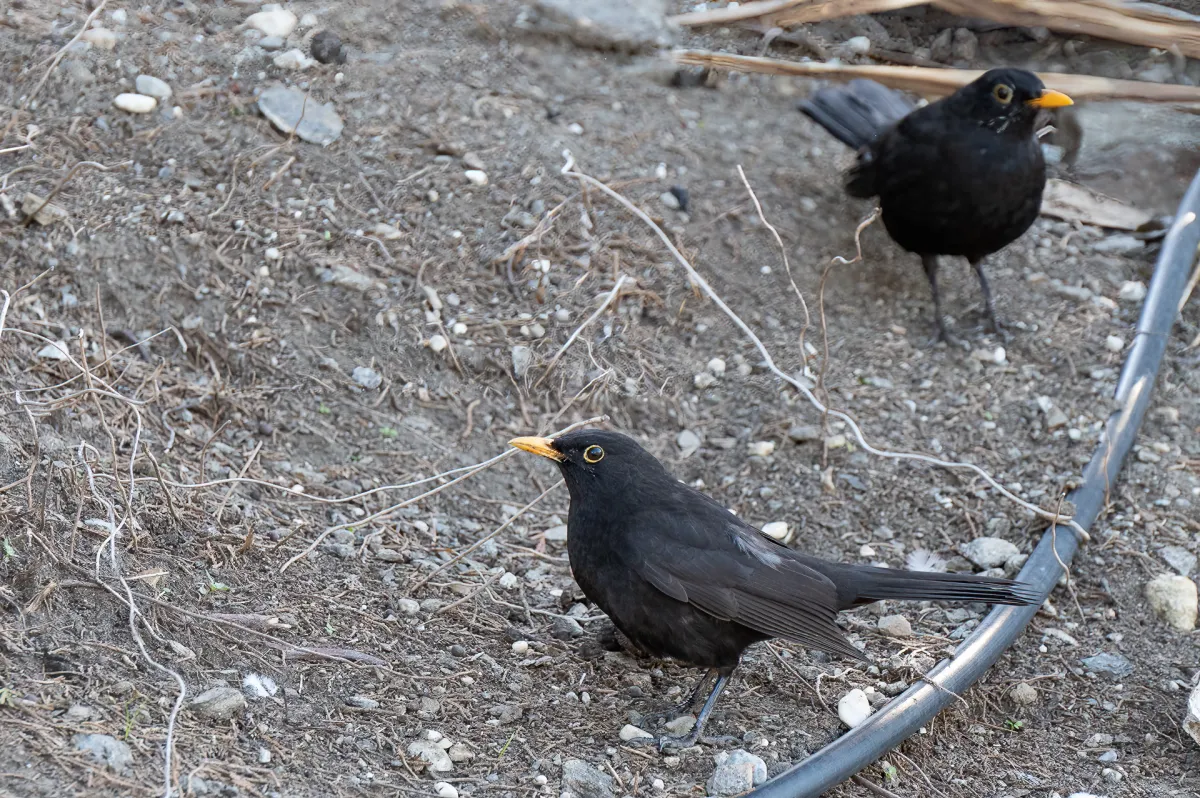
[707,357,726,375]
[498,572,520,589]
[552,616,584,640]
[960,537,1020,569]
[300,13,319,28]
[511,345,533,378]
[1085,733,1114,747]
[22,193,68,226]
[561,758,616,798]
[258,35,285,50]
[951,28,977,60]
[1011,682,1037,705]
[843,35,872,55]
[448,743,475,762]
[352,366,382,390]
[257,86,344,146]
[274,49,316,70]
[1093,234,1143,254]
[113,93,157,114]
[345,696,380,710]
[246,9,298,38]
[1145,574,1197,631]
[396,598,420,615]
[1098,750,1118,762]
[73,734,133,773]
[837,689,872,728]
[464,170,489,186]
[660,191,681,211]
[1081,652,1134,678]
[489,704,524,723]
[1183,682,1200,746]
[619,724,653,742]
[407,740,453,772]
[1104,335,1124,353]
[529,0,674,54]
[429,335,448,353]
[1118,281,1147,302]
[1046,407,1069,430]
[677,429,701,455]
[971,346,1007,365]
[435,783,459,798]
[511,640,530,655]
[788,424,822,443]
[1159,546,1197,576]
[544,524,569,542]
[708,749,767,795]
[877,615,912,637]
[135,75,171,100]
[747,440,775,457]
[82,28,118,50]
[760,522,790,543]
[310,30,347,64]
[190,686,246,720]
[694,372,717,389]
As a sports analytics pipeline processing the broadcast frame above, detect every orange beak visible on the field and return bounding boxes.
[509,436,565,462]
[1027,89,1074,109]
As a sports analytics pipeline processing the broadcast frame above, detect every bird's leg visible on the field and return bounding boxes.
[636,669,718,726]
[655,668,736,751]
[921,254,954,345]
[970,258,1009,341]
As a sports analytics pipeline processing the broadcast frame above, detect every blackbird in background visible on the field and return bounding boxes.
[511,430,1038,749]
[800,68,1073,342]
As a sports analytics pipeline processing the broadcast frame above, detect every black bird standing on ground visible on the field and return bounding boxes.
[800,68,1073,342]
[510,430,1038,749]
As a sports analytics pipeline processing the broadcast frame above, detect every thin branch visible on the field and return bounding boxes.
[534,275,628,389]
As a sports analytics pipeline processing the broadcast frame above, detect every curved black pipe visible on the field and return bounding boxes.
[751,169,1200,798]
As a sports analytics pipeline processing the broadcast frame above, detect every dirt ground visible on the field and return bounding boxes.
[1,2,1199,797]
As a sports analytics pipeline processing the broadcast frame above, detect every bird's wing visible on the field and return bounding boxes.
[629,507,863,659]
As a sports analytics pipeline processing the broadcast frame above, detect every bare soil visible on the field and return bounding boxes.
[1,2,1198,798]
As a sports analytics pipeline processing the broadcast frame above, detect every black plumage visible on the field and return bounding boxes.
[511,430,1038,749]
[800,68,1073,341]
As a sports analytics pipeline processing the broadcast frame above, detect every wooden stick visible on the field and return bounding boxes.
[671,50,1200,103]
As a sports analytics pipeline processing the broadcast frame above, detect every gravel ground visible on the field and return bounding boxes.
[1,2,1198,797]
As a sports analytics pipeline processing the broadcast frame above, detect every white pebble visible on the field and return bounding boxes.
[567,122,584,135]
[971,346,1007,365]
[660,191,681,211]
[747,440,775,457]
[652,779,665,791]
[761,522,790,542]
[435,783,459,798]
[464,170,488,186]
[273,49,315,70]
[859,544,875,557]
[838,689,873,728]
[299,12,319,28]
[694,372,717,389]
[707,357,726,375]
[498,572,519,589]
[451,322,468,336]
[113,93,157,114]
[844,35,872,54]
[428,335,448,353]
[619,724,654,742]
[511,640,530,655]
[82,28,118,50]
[264,247,282,261]
[245,9,298,38]
[1104,335,1124,353]
[1118,281,1147,302]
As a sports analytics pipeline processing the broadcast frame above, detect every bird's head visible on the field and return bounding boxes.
[509,429,668,502]
[957,68,1072,133]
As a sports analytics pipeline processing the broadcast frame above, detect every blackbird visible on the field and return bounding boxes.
[800,68,1073,341]
[511,430,1038,749]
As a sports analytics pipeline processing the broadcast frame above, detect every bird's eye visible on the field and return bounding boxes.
[992,84,1014,104]
[583,445,605,464]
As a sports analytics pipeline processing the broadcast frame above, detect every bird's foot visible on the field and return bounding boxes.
[931,322,966,349]
[987,317,1012,343]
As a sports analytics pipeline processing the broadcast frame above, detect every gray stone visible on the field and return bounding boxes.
[1159,545,1197,576]
[561,758,616,798]
[960,537,1020,569]
[74,734,133,773]
[1093,234,1143,254]
[708,749,767,796]
[877,614,912,637]
[488,704,523,723]
[512,345,533,378]
[1011,682,1038,705]
[189,686,246,720]
[352,366,382,389]
[1081,652,1134,678]
[552,616,584,640]
[135,74,172,100]
[257,86,344,146]
[407,740,453,772]
[527,0,674,53]
[544,524,568,542]
[677,429,701,455]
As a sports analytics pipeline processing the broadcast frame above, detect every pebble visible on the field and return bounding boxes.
[747,440,775,457]
[464,170,489,186]
[435,783,459,798]
[960,537,1019,569]
[677,429,701,455]
[74,734,133,773]
[1011,682,1038,705]
[837,689,872,728]
[971,346,1007,365]
[82,28,118,50]
[498,572,519,589]
[544,524,568,542]
[511,345,533,378]
[1159,546,1197,576]
[1081,652,1134,678]
[1118,281,1147,302]
[246,9,298,38]
[258,35,285,50]
[189,686,246,720]
[352,366,382,390]
[429,335,448,353]
[113,93,157,114]
[1144,574,1197,631]
[1104,335,1124,353]
[264,247,282,261]
[1093,234,1143,254]
[877,615,912,637]
[561,758,616,798]
[660,191,681,210]
[552,616,584,640]
[619,724,653,742]
[257,87,343,146]
[843,35,872,54]
[511,640,530,655]
[447,743,475,762]
[300,13,319,28]
[707,357,726,375]
[407,740,453,772]
[707,749,767,796]
[788,424,822,443]
[1184,682,1200,746]
[311,30,347,64]
[397,598,420,615]
[760,522,790,543]
[135,75,172,100]
[274,49,317,70]
[694,372,717,389]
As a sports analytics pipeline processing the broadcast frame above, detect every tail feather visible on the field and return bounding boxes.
[807,560,1040,610]
[798,79,915,151]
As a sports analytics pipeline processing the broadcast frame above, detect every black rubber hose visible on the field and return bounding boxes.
[750,168,1200,798]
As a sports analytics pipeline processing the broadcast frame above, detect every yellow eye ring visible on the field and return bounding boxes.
[992,84,1014,104]
[583,445,605,464]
